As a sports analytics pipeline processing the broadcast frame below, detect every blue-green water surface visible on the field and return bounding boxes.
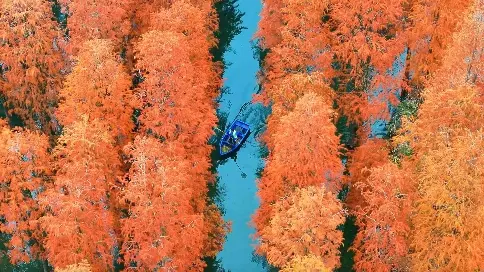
[207,0,271,271]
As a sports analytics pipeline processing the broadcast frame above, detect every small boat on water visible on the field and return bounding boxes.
[219,120,250,156]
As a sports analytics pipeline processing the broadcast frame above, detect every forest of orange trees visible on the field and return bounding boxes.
[0,0,482,271]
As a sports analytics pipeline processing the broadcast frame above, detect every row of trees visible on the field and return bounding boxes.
[254,1,345,270]
[0,0,227,271]
[254,0,482,271]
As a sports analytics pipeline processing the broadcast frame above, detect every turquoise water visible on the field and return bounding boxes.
[207,0,271,271]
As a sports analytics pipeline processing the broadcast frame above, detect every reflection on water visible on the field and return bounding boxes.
[205,0,274,271]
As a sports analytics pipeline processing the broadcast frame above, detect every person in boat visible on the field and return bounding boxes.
[227,129,238,145]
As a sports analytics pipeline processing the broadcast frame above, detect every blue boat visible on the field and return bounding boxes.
[219,120,250,156]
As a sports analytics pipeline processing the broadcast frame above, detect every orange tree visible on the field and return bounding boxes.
[347,1,483,271]
[398,84,484,271]
[0,121,49,263]
[257,0,332,82]
[255,0,483,271]
[121,1,226,268]
[40,116,119,270]
[59,0,132,54]
[255,93,343,269]
[345,139,390,209]
[406,0,475,85]
[56,39,133,145]
[265,93,343,189]
[55,260,92,272]
[427,0,483,90]
[410,125,483,271]
[121,136,205,271]
[396,3,484,268]
[352,163,413,271]
[281,255,331,272]
[0,0,64,132]
[258,186,344,269]
[257,73,334,150]
[257,0,408,139]
[254,1,345,269]
[150,0,219,101]
[147,3,220,207]
[133,31,215,212]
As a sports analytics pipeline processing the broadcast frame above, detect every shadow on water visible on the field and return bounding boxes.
[205,0,279,269]
[210,0,246,65]
[206,101,272,272]
[207,102,268,208]
[205,1,247,270]
[204,1,273,268]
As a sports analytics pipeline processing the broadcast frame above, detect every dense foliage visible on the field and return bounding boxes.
[255,0,483,270]
[0,0,482,271]
[0,0,225,271]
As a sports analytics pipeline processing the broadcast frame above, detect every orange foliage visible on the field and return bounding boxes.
[0,0,64,132]
[40,116,119,270]
[330,0,406,81]
[395,1,483,157]
[257,0,332,81]
[259,73,334,149]
[255,2,346,266]
[397,6,484,266]
[409,127,483,271]
[143,2,220,148]
[352,163,413,272]
[129,0,216,37]
[55,260,92,272]
[345,139,390,209]
[256,0,476,139]
[0,0,224,269]
[134,30,215,143]
[59,0,132,54]
[258,186,344,269]
[397,84,484,271]
[270,93,343,189]
[281,255,331,272]
[56,39,134,144]
[429,0,484,90]
[39,30,135,271]
[202,204,231,257]
[127,0,169,39]
[5,0,483,269]
[400,87,483,147]
[151,0,218,53]
[0,123,49,263]
[255,93,342,230]
[258,73,334,109]
[409,128,484,271]
[257,0,406,134]
[150,0,220,100]
[407,0,475,84]
[133,28,217,210]
[329,0,407,135]
[386,3,484,269]
[121,136,205,271]
[122,1,224,268]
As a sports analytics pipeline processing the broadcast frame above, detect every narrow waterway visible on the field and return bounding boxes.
[207,0,270,271]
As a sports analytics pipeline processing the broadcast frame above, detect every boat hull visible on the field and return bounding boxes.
[219,120,250,157]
